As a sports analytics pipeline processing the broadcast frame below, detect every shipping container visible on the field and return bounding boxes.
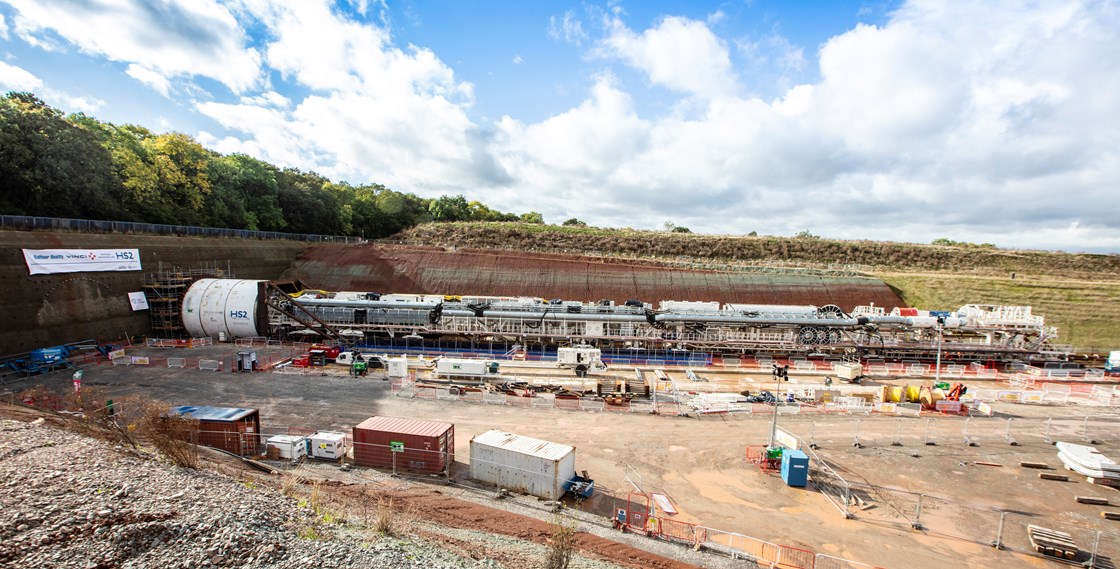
[266,435,306,460]
[168,405,261,455]
[435,358,500,378]
[469,430,576,500]
[308,431,348,460]
[352,416,454,473]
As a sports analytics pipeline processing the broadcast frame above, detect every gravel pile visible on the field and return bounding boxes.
[0,418,471,569]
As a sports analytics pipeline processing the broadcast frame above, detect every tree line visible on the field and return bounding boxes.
[0,92,542,237]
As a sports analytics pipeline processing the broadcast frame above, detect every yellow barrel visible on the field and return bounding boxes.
[905,384,921,402]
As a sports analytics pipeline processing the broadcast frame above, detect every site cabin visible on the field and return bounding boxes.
[435,358,500,379]
[308,431,348,460]
[556,346,608,377]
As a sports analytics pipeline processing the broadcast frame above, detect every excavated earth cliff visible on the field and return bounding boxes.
[283,244,905,311]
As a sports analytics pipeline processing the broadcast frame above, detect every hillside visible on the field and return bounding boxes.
[395,222,1120,350]
[397,223,1120,279]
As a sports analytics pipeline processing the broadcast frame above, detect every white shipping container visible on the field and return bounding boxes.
[436,358,499,378]
[835,363,863,380]
[266,435,306,460]
[469,430,576,500]
[309,431,347,460]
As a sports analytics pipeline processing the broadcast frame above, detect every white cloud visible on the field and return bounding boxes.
[0,60,43,91]
[597,15,737,99]
[125,64,171,97]
[548,11,589,45]
[239,91,291,109]
[154,0,1120,251]
[513,54,523,65]
[4,0,260,93]
[0,13,8,39]
[200,0,496,191]
[0,60,102,112]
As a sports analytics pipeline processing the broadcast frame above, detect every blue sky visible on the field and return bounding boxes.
[1,0,1118,253]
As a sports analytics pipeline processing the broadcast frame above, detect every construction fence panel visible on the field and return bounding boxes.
[778,544,816,568]
[651,517,698,545]
[167,357,186,368]
[697,526,781,564]
[814,554,882,569]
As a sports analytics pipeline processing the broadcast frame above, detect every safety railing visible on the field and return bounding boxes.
[0,214,363,243]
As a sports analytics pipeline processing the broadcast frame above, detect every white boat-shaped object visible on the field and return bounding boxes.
[1056,442,1120,479]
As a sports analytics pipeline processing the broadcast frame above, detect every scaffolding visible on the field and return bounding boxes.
[143,265,231,339]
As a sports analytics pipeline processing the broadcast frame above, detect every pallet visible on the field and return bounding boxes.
[1027,525,1079,560]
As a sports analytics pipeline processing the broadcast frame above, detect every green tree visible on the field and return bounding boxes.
[519,211,544,224]
[206,154,285,231]
[428,194,470,221]
[0,93,120,218]
[275,168,342,235]
[562,218,587,227]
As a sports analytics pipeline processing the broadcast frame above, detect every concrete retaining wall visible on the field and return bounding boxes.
[0,231,313,355]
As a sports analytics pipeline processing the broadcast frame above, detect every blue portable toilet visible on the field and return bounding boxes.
[780,449,810,487]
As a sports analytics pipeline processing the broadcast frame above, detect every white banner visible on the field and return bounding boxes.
[23,249,141,275]
[128,291,149,311]
[775,426,801,450]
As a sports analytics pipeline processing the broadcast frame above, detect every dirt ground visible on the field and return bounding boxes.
[6,345,1120,569]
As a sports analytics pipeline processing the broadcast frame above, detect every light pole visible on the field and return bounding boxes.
[768,364,788,448]
[934,319,944,385]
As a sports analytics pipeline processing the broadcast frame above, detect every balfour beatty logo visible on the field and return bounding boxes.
[229,310,249,319]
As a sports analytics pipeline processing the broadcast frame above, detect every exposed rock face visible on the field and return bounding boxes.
[284,245,904,311]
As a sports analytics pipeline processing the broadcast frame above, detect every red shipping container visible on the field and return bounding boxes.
[352,416,454,474]
[169,406,261,455]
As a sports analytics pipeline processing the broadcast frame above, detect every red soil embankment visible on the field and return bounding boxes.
[283,245,905,311]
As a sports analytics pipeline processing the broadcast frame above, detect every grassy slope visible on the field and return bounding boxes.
[878,274,1120,352]
[394,222,1120,350]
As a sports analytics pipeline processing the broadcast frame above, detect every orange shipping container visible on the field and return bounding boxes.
[352,416,453,474]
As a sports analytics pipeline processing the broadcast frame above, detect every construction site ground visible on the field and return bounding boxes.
[6,344,1120,569]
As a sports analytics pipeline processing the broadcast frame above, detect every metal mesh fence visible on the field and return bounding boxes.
[0,214,361,243]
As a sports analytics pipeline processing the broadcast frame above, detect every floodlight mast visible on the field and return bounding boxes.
[768,364,788,448]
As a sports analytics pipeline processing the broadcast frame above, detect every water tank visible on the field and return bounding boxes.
[182,279,266,339]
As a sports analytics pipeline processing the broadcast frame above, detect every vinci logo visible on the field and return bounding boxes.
[229,310,249,319]
[87,252,98,260]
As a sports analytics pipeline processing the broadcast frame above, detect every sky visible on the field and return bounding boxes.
[0,0,1118,253]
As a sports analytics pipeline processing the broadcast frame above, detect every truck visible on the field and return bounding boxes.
[1107,351,1120,375]
[334,352,386,368]
[435,358,501,379]
[556,345,608,377]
